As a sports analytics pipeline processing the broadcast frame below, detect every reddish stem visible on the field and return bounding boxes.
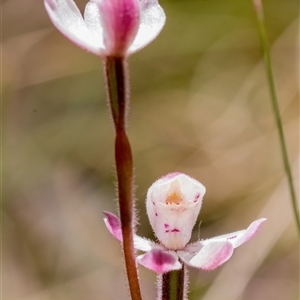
[105,56,142,300]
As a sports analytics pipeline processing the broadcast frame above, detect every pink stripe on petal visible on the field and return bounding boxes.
[178,241,234,271]
[98,0,140,56]
[137,249,181,274]
[103,211,123,242]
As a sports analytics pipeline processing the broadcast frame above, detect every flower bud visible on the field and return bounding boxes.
[146,173,206,250]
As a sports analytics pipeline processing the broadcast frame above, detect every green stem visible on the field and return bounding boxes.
[105,56,142,300]
[160,265,187,300]
[253,0,300,234]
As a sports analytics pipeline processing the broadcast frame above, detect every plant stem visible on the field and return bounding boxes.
[159,265,187,300]
[105,57,127,129]
[253,0,300,234]
[105,56,142,300]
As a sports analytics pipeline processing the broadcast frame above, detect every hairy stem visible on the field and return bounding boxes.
[105,56,142,300]
[253,0,300,234]
[159,265,188,300]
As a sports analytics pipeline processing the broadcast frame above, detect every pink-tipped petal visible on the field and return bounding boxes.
[137,248,181,273]
[103,211,123,242]
[202,218,267,249]
[178,241,234,271]
[103,211,158,251]
[129,0,166,53]
[231,218,267,248]
[44,0,103,54]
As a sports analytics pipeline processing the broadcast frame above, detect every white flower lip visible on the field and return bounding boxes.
[146,173,206,250]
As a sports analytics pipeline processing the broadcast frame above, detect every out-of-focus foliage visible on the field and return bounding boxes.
[3,0,299,299]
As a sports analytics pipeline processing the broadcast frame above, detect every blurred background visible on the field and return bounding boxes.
[2,0,299,299]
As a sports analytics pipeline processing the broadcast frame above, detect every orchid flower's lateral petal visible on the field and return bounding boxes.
[178,241,234,271]
[103,211,158,251]
[44,0,102,54]
[203,218,267,248]
[103,211,123,242]
[129,0,166,53]
[229,218,267,248]
[134,235,158,252]
[146,172,206,250]
[137,248,181,274]
[84,0,105,49]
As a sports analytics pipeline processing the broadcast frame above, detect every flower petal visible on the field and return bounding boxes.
[84,0,105,49]
[103,211,158,251]
[137,248,182,273]
[96,0,140,56]
[44,0,103,54]
[134,235,157,252]
[128,0,166,53]
[178,241,234,270]
[231,218,266,248]
[202,218,267,248]
[103,211,123,242]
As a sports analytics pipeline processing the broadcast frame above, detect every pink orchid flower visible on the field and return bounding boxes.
[104,173,266,274]
[44,0,166,57]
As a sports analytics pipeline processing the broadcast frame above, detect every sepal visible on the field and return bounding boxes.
[202,218,267,248]
[137,248,182,274]
[178,241,234,270]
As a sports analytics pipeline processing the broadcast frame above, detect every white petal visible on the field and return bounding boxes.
[201,218,267,248]
[178,241,234,270]
[84,0,105,49]
[134,235,157,252]
[44,0,103,54]
[137,248,182,273]
[128,0,166,53]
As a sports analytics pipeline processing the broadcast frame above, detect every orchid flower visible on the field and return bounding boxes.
[104,172,266,274]
[44,0,166,57]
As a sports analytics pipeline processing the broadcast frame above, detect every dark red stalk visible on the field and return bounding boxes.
[104,56,142,300]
